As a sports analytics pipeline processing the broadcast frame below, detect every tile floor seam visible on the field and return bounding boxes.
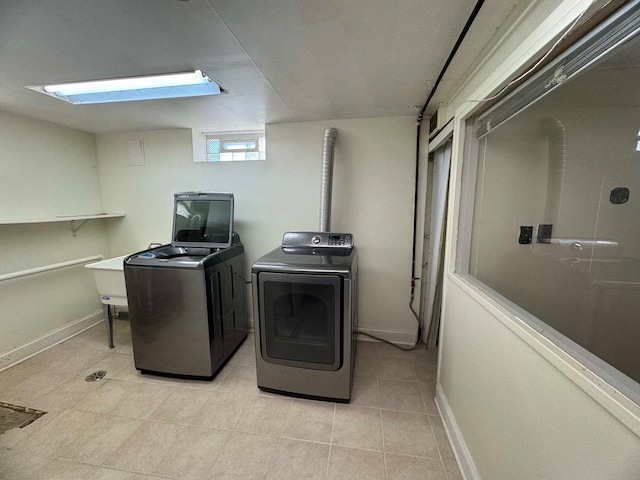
[374,353,379,379]
[35,419,99,460]
[63,382,109,412]
[376,376,381,407]
[263,434,284,479]
[277,398,294,437]
[378,377,419,384]
[48,456,175,479]
[110,377,252,393]
[325,443,402,456]
[211,363,232,387]
[229,395,249,430]
[379,407,388,479]
[427,413,447,466]
[65,388,434,434]
[233,427,285,438]
[325,403,337,480]
[379,406,429,415]
[337,403,383,411]
[279,434,331,446]
[13,433,423,464]
[145,386,189,421]
[65,407,243,434]
[382,450,445,461]
[118,421,189,477]
[10,428,356,456]
[205,422,236,477]
[101,380,148,416]
[410,362,420,382]
[443,462,453,480]
[327,443,434,457]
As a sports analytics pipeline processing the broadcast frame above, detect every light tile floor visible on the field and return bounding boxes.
[0,320,462,480]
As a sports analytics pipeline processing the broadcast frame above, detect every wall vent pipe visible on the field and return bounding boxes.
[319,128,338,232]
[542,118,567,226]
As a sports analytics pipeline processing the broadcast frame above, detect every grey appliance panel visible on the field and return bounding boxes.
[253,275,355,400]
[125,242,244,269]
[252,247,356,276]
[258,272,342,371]
[252,241,357,400]
[282,231,354,250]
[217,252,250,357]
[125,265,214,377]
[124,244,248,378]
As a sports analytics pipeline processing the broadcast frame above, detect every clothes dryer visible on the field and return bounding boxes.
[252,231,357,401]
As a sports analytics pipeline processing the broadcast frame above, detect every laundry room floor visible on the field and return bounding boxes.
[0,320,462,480]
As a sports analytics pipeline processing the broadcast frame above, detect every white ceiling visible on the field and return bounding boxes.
[0,0,519,133]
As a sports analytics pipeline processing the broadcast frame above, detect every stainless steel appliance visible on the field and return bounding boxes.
[124,192,247,379]
[252,128,358,401]
[252,231,357,401]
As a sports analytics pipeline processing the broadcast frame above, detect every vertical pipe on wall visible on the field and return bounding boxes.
[542,118,567,226]
[411,0,486,326]
[319,128,338,232]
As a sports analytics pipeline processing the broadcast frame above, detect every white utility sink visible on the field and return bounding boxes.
[85,255,128,348]
[85,255,128,307]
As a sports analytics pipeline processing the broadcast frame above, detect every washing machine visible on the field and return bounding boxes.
[124,192,248,379]
[252,231,358,401]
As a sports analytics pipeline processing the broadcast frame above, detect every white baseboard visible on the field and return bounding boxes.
[357,327,417,346]
[436,383,481,480]
[0,310,103,372]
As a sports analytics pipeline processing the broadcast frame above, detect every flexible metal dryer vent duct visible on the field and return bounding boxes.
[319,128,338,232]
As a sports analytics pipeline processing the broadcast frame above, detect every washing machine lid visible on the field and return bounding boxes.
[171,191,234,249]
[125,240,244,269]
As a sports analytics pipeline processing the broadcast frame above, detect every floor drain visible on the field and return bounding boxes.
[85,370,107,382]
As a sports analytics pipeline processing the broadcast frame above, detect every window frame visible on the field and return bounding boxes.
[447,0,640,406]
[206,132,265,162]
[192,129,266,163]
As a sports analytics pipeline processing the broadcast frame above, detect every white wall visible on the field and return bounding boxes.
[434,1,640,479]
[96,117,419,338]
[440,280,640,480]
[0,110,108,361]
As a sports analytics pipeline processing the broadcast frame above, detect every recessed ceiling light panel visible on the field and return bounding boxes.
[26,70,222,104]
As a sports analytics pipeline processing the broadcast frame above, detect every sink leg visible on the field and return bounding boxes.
[103,304,115,349]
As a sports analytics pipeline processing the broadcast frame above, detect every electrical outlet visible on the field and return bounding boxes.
[519,226,533,245]
[610,187,629,204]
[537,224,553,244]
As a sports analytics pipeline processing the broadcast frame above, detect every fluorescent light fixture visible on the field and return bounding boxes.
[26,70,222,104]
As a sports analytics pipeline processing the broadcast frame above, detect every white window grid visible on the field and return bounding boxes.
[205,132,266,162]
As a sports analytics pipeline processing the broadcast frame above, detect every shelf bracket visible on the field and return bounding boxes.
[70,219,89,236]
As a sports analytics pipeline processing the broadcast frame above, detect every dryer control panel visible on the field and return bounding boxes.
[282,231,354,250]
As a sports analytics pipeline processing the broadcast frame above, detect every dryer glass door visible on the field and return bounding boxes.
[258,272,342,370]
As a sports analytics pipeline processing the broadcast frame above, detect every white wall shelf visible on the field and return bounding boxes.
[0,213,125,235]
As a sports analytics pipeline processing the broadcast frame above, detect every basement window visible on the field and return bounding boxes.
[205,133,266,162]
[457,2,640,402]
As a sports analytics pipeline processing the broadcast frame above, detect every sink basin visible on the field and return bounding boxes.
[85,255,129,349]
[85,255,128,306]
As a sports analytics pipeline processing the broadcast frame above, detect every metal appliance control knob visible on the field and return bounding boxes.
[312,235,322,245]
